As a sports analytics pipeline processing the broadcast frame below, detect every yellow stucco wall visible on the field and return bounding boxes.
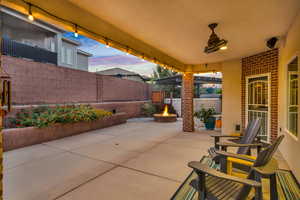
[278,11,300,181]
[221,59,242,135]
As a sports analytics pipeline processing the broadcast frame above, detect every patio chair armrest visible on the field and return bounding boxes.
[252,159,278,176]
[210,134,241,138]
[215,150,256,162]
[188,161,261,188]
[217,142,264,148]
[256,140,270,147]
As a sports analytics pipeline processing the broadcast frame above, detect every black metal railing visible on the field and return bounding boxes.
[1,38,57,65]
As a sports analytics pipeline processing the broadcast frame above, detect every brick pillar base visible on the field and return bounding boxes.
[182,73,194,132]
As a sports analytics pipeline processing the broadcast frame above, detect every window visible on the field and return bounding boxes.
[287,57,298,136]
[61,46,66,63]
[50,41,56,52]
[61,46,74,65]
[66,48,73,65]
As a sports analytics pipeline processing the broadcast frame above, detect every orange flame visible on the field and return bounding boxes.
[162,105,169,116]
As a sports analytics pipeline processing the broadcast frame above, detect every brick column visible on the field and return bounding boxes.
[0,15,3,200]
[182,72,194,132]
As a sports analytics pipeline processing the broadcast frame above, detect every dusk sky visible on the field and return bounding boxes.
[64,32,221,78]
[64,32,156,76]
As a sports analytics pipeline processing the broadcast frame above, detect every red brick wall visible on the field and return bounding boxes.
[2,55,151,105]
[91,101,147,118]
[182,73,194,132]
[241,49,279,142]
[100,75,150,102]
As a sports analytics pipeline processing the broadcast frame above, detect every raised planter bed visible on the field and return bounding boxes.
[3,112,127,151]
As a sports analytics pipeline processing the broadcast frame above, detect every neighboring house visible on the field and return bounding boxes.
[96,68,150,82]
[1,7,92,71]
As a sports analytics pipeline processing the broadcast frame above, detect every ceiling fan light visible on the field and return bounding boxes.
[220,45,227,50]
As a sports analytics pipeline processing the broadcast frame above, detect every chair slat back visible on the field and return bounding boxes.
[237,118,261,155]
[253,135,284,167]
[238,119,257,143]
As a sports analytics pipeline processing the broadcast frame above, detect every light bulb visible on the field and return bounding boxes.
[74,32,78,38]
[28,14,34,21]
[220,46,227,50]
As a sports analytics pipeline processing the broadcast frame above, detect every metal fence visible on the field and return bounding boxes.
[1,38,57,65]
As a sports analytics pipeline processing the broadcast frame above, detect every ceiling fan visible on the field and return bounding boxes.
[204,23,228,54]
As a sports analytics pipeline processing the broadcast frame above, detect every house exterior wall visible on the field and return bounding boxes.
[120,76,144,82]
[76,53,89,71]
[221,59,242,135]
[241,49,279,142]
[278,11,300,182]
[2,12,56,52]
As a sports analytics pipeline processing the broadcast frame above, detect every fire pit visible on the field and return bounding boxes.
[153,105,177,122]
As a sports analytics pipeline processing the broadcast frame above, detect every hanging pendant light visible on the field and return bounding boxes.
[27,3,34,21]
[204,23,228,53]
[74,24,79,37]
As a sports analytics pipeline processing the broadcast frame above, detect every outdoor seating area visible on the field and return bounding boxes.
[1,0,300,200]
[4,119,211,200]
[4,118,298,200]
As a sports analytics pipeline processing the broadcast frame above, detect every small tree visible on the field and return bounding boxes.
[151,65,180,97]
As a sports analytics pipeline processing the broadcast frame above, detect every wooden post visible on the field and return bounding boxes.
[182,73,194,132]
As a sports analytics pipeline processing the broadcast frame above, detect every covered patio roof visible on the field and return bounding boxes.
[2,0,300,73]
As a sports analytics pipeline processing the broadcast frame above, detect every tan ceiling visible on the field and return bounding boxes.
[68,0,300,64]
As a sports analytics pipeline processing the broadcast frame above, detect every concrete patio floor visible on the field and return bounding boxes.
[4,118,289,200]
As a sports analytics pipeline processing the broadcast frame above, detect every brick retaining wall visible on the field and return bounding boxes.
[3,112,127,151]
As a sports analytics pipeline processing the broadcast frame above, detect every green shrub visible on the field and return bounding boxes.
[141,103,157,117]
[8,105,112,128]
[194,107,216,123]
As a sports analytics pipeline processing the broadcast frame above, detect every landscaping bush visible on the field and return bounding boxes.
[141,103,157,117]
[8,105,112,128]
[194,107,216,123]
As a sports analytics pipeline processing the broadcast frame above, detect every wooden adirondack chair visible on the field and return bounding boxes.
[209,119,264,163]
[188,135,284,200]
[210,119,257,149]
[209,118,263,154]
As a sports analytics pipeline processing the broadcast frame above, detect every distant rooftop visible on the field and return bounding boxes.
[96,67,150,81]
[96,68,137,76]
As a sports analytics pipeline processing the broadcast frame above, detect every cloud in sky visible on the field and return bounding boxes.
[63,32,156,76]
